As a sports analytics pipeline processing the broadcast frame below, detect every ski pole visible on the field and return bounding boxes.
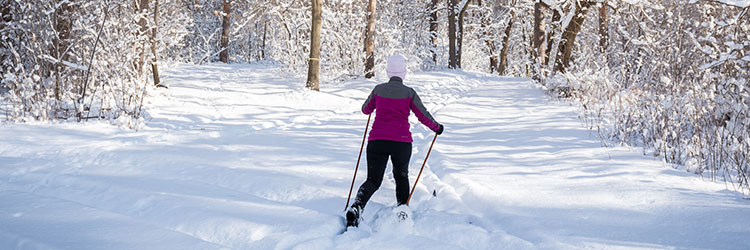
[406,132,438,206]
[345,114,371,210]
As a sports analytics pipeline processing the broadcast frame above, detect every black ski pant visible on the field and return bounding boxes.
[352,140,412,209]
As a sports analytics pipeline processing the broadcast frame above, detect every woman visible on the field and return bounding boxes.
[346,54,444,227]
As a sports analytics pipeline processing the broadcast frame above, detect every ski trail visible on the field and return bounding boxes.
[2,64,748,250]
[423,74,750,249]
[332,72,537,250]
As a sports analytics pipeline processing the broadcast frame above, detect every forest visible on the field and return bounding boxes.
[1,0,748,192]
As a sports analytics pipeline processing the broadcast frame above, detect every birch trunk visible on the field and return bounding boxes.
[363,0,377,79]
[306,0,323,91]
[219,0,231,63]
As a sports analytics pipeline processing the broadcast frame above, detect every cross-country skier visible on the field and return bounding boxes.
[346,54,444,227]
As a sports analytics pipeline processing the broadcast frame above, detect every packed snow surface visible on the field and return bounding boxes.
[715,0,750,7]
[1,63,749,250]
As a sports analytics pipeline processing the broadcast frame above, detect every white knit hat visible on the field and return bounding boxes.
[386,54,407,80]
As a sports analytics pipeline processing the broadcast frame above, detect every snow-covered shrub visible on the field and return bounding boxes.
[0,0,190,126]
[546,0,750,192]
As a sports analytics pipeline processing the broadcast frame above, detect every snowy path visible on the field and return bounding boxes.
[1,63,749,250]
[421,77,750,249]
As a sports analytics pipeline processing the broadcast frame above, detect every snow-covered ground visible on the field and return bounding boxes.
[1,63,749,250]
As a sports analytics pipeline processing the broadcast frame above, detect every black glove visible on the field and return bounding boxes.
[435,124,444,135]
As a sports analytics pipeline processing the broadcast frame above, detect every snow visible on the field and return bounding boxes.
[689,0,750,7]
[1,63,750,249]
[61,61,89,71]
[714,0,750,7]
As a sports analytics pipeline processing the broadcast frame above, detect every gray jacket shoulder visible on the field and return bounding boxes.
[373,82,415,99]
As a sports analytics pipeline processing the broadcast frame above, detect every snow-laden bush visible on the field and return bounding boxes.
[1,0,188,127]
[546,0,750,193]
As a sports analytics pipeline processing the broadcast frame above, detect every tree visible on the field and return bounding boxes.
[498,7,514,75]
[456,0,470,68]
[448,0,470,69]
[363,0,377,79]
[0,3,6,75]
[261,20,267,60]
[151,0,162,87]
[478,1,497,73]
[306,0,323,91]
[554,0,594,73]
[448,0,458,68]
[598,0,608,52]
[532,1,547,65]
[429,0,439,66]
[135,0,161,86]
[136,0,150,75]
[219,0,231,63]
[477,0,498,73]
[0,1,9,95]
[53,0,76,101]
[544,9,561,65]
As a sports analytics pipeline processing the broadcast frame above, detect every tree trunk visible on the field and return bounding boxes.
[448,0,458,69]
[151,0,162,87]
[488,50,498,73]
[136,0,150,75]
[555,0,593,73]
[219,0,231,63]
[261,20,267,60]
[1,3,14,97]
[456,0,470,68]
[545,9,561,64]
[598,1,608,52]
[484,29,498,73]
[532,1,547,65]
[448,0,470,69]
[477,0,496,73]
[0,3,8,84]
[54,0,75,101]
[429,0,439,66]
[363,0,377,79]
[498,10,514,75]
[306,0,323,91]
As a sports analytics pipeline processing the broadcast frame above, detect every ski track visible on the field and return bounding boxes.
[1,63,749,250]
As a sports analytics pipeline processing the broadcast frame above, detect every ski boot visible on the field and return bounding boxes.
[346,205,362,227]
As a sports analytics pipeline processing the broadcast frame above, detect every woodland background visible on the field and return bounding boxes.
[1,0,748,192]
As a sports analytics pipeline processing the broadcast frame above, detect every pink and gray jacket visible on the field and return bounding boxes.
[362,77,441,143]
